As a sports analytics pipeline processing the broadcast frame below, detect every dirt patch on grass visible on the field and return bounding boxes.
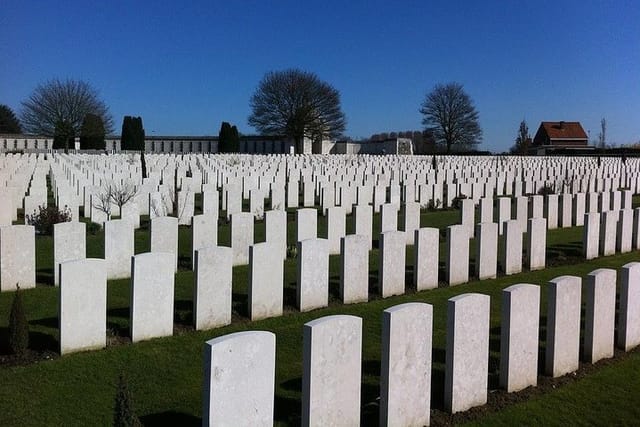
[0,349,58,367]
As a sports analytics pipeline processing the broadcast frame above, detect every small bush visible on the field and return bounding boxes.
[287,245,298,259]
[9,285,29,356]
[426,199,442,211]
[113,373,141,427]
[26,205,72,235]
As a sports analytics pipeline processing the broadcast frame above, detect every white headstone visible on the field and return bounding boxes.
[302,315,362,426]
[340,234,369,304]
[379,231,406,297]
[0,225,36,291]
[618,262,640,351]
[584,269,616,363]
[54,221,86,286]
[130,252,175,342]
[59,258,106,354]
[413,227,439,291]
[249,242,284,320]
[381,303,432,426]
[500,284,540,392]
[203,331,276,427]
[194,246,232,330]
[297,238,329,312]
[445,293,490,413]
[545,275,581,377]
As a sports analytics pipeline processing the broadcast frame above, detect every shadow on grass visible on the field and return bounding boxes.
[274,394,301,425]
[140,411,200,426]
[36,268,53,286]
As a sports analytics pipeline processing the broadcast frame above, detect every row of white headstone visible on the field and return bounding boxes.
[202,263,640,426]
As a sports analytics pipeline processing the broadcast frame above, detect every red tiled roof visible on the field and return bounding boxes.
[541,121,588,140]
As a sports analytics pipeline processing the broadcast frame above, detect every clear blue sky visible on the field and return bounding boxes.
[1,0,638,152]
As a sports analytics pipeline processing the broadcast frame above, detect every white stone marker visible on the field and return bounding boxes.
[296,208,317,242]
[194,246,232,330]
[231,212,254,266]
[446,224,469,285]
[53,221,86,286]
[379,231,406,298]
[354,204,373,250]
[381,203,398,233]
[584,269,616,363]
[617,209,633,253]
[527,217,547,270]
[414,227,439,291]
[502,220,523,275]
[0,197,12,226]
[202,190,219,217]
[265,209,287,261]
[130,252,175,342]
[515,196,528,232]
[249,242,284,320]
[381,303,432,427]
[496,197,511,235]
[460,199,475,238]
[545,275,581,377]
[500,284,540,392]
[121,202,140,229]
[599,210,617,256]
[583,212,600,259]
[340,234,369,304]
[573,193,586,226]
[618,262,640,351]
[150,216,179,271]
[403,202,421,244]
[192,213,218,267]
[302,315,362,427]
[445,293,490,413]
[177,190,194,225]
[479,197,493,223]
[104,219,134,280]
[297,238,329,312]
[59,258,106,355]
[203,331,276,427]
[529,195,543,218]
[476,222,498,280]
[545,194,558,230]
[326,206,346,255]
[559,193,572,228]
[0,225,35,291]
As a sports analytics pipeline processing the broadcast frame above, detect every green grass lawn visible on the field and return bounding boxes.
[2,198,640,425]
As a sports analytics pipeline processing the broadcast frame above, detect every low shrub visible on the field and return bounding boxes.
[26,205,72,235]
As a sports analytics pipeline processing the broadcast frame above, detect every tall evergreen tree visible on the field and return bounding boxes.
[8,286,29,356]
[121,116,145,151]
[218,121,232,153]
[0,104,22,134]
[121,116,133,150]
[80,113,106,149]
[230,125,240,152]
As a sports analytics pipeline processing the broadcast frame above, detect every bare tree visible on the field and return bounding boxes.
[21,78,114,151]
[92,181,138,220]
[419,82,482,153]
[248,69,346,154]
[597,118,607,148]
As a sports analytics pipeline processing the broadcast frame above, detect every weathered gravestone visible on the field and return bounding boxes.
[381,303,432,427]
[302,315,362,427]
[203,331,276,427]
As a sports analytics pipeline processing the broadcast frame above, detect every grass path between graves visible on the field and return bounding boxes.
[2,203,640,425]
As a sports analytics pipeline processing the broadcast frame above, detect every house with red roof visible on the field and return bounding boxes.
[532,121,590,154]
